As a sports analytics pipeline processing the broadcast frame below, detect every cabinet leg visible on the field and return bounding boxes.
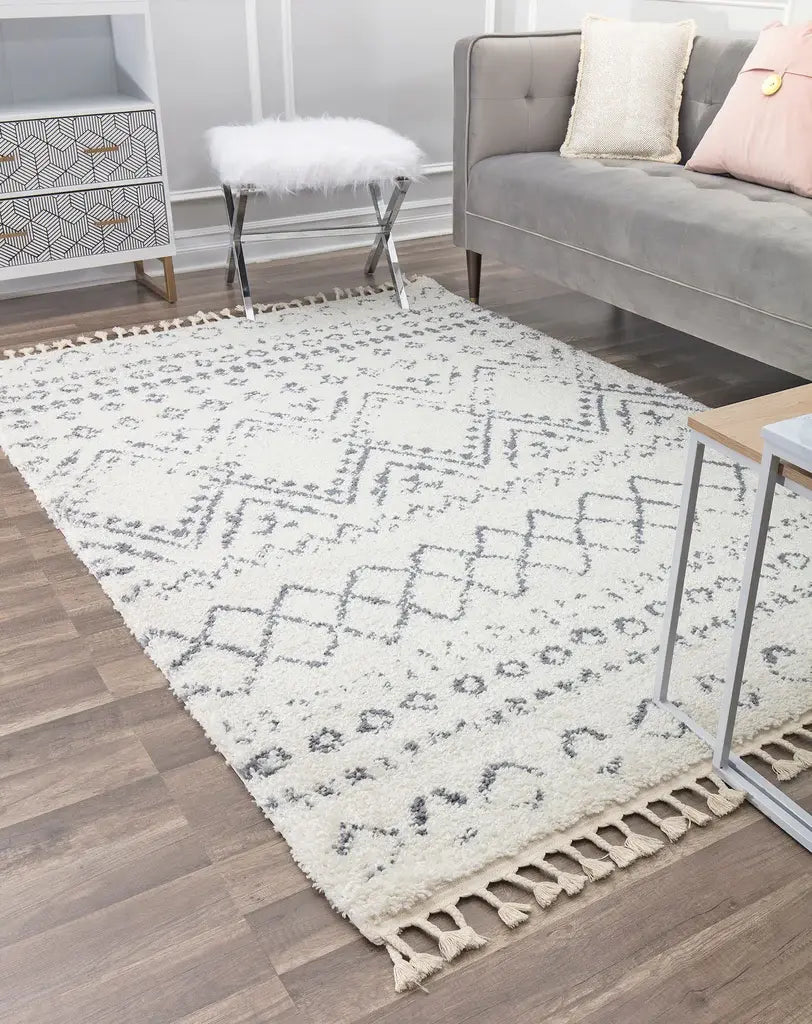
[134,256,177,304]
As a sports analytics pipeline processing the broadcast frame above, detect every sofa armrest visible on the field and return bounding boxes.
[453,32,581,248]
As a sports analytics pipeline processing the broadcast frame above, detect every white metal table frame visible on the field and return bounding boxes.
[222,177,411,321]
[654,426,812,851]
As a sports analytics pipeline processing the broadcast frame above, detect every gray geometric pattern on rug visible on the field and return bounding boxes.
[0,278,809,958]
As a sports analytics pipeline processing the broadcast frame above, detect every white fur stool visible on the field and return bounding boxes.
[207,117,423,319]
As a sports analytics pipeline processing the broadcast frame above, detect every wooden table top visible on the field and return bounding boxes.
[689,383,812,491]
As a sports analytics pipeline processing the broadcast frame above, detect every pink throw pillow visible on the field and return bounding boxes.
[687,21,812,197]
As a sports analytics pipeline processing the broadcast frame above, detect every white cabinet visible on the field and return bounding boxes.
[0,0,176,301]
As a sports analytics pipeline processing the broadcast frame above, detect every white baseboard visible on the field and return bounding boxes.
[0,196,452,301]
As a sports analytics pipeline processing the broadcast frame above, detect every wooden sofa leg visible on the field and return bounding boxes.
[466,250,482,303]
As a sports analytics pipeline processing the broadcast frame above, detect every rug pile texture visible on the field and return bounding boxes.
[1,278,810,989]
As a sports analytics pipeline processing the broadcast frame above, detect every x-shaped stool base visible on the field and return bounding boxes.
[222,177,412,321]
[364,177,410,310]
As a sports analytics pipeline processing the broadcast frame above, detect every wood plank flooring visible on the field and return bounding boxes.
[1,236,810,1024]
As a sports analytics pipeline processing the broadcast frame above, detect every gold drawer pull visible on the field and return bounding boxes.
[82,144,120,155]
[94,216,128,227]
[0,153,16,163]
[0,228,26,240]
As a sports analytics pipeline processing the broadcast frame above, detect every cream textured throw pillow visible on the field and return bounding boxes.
[562,16,696,162]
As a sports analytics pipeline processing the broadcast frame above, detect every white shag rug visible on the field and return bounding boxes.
[1,278,810,991]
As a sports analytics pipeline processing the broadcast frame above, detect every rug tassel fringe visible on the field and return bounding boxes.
[384,933,443,993]
[561,844,615,881]
[504,872,563,908]
[413,908,488,962]
[534,859,586,895]
[474,888,532,928]
[613,819,664,857]
[378,717,812,994]
[751,747,802,781]
[662,794,712,827]
[702,776,747,817]
[638,806,689,842]
[2,277,419,361]
[773,737,812,772]
[583,830,638,868]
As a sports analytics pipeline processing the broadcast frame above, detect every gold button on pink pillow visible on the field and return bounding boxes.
[687,21,812,197]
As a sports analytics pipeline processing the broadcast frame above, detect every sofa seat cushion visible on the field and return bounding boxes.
[466,152,812,328]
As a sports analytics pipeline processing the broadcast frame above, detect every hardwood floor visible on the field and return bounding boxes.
[1,236,809,1024]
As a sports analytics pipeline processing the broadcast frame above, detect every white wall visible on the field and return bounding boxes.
[632,0,812,32]
[156,0,499,276]
[520,0,812,33]
[510,1,631,31]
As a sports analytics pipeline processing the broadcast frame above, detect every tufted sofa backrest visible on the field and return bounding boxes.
[678,35,754,161]
[457,31,755,171]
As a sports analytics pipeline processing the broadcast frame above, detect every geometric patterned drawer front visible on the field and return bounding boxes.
[0,183,170,267]
[0,110,161,195]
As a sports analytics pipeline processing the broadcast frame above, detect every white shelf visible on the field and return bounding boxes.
[0,93,153,122]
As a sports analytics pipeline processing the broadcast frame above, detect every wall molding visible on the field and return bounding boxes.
[170,161,454,204]
[280,0,296,118]
[171,195,452,275]
[648,0,785,7]
[244,0,264,121]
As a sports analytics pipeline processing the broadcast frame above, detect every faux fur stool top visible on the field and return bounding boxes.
[207,116,423,194]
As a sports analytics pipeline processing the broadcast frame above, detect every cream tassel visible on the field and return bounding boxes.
[384,934,442,990]
[660,815,689,841]
[583,831,638,868]
[639,806,689,842]
[438,927,482,960]
[752,748,801,781]
[445,905,489,952]
[686,781,731,817]
[663,795,711,827]
[414,913,487,962]
[774,737,812,771]
[614,819,664,857]
[385,944,425,993]
[703,775,746,816]
[410,951,444,980]
[536,859,586,895]
[474,889,532,928]
[562,845,614,881]
[505,872,562,908]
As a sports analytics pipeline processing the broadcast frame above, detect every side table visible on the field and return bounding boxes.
[654,385,812,850]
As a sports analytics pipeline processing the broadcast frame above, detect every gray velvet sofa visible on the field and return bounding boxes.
[453,31,812,378]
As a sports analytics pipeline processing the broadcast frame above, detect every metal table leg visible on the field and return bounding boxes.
[653,432,711,743]
[713,447,812,851]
